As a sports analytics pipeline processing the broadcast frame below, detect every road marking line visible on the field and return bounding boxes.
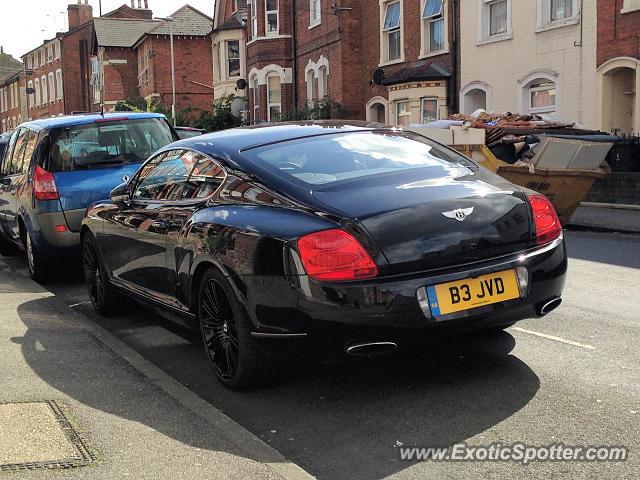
[513,327,596,350]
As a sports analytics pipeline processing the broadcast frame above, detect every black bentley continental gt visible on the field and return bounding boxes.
[81,122,567,389]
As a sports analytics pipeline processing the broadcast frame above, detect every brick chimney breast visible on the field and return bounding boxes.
[68,0,93,30]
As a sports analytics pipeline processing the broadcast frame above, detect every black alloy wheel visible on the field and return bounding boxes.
[200,277,240,381]
[197,268,276,390]
[82,233,117,315]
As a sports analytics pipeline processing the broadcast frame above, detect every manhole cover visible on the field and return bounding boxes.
[0,401,94,471]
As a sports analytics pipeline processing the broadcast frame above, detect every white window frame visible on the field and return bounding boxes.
[318,65,328,99]
[138,44,149,86]
[395,99,411,126]
[265,0,279,36]
[251,0,258,38]
[380,0,404,66]
[54,40,61,60]
[528,82,557,113]
[251,76,260,123]
[420,97,439,124]
[34,78,40,106]
[309,0,321,27]
[517,70,560,115]
[477,0,512,45]
[56,69,63,100]
[40,75,48,104]
[48,72,55,103]
[622,0,640,13]
[47,45,53,63]
[535,0,580,32]
[27,80,34,107]
[266,73,281,122]
[306,69,315,103]
[421,0,448,57]
[226,40,241,78]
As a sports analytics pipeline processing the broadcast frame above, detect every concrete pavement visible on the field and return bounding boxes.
[568,203,640,233]
[0,260,313,479]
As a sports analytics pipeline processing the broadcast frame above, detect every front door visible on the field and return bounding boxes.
[100,149,194,302]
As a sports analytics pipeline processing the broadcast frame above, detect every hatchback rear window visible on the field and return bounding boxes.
[241,131,476,186]
[46,118,175,172]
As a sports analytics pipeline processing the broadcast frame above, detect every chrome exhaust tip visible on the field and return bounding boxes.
[345,341,398,357]
[538,297,562,316]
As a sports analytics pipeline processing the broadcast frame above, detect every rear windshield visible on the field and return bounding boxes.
[46,118,175,172]
[241,131,476,187]
[176,129,204,140]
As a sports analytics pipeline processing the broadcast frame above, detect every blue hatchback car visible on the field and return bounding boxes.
[0,112,178,280]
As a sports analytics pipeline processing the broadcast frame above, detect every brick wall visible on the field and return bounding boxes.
[141,35,214,112]
[101,47,140,108]
[24,40,65,119]
[61,22,94,114]
[597,0,640,67]
[0,73,26,132]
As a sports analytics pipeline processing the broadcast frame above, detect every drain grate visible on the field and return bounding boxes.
[0,400,95,471]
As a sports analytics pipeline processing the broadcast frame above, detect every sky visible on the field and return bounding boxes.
[0,0,215,60]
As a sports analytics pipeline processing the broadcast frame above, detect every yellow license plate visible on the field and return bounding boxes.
[426,269,520,316]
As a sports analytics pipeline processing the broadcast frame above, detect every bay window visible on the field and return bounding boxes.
[265,0,279,35]
[395,100,411,127]
[382,1,402,62]
[267,74,281,121]
[421,98,439,123]
[227,40,240,78]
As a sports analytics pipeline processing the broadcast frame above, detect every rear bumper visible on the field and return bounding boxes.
[243,235,568,359]
[35,211,81,249]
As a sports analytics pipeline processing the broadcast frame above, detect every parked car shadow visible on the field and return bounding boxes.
[15,295,539,480]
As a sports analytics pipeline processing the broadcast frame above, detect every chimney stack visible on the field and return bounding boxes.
[68,0,93,30]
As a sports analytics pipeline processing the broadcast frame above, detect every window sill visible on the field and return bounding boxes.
[418,49,449,59]
[476,33,513,46]
[247,34,292,45]
[621,6,640,13]
[378,58,405,68]
[535,16,580,33]
[308,21,321,30]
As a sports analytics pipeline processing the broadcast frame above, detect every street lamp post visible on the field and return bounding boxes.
[155,16,176,126]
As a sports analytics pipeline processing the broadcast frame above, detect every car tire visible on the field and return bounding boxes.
[81,232,120,316]
[23,227,49,282]
[197,267,276,390]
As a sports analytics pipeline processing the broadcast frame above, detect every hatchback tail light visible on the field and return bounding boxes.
[297,229,378,281]
[33,166,59,201]
[528,194,561,245]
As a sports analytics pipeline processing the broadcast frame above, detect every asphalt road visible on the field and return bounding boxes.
[5,230,639,479]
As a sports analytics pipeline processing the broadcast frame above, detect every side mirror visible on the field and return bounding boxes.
[0,176,11,186]
[110,182,131,208]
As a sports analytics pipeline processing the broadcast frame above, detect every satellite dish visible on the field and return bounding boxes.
[372,69,385,85]
[236,78,247,90]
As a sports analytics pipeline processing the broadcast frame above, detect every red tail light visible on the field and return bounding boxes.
[529,194,561,245]
[297,229,378,281]
[33,166,59,201]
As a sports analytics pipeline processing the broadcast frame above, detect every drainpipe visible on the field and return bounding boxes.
[449,0,459,114]
[291,1,298,109]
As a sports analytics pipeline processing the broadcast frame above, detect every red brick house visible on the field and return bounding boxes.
[597,0,640,134]
[134,5,214,113]
[0,48,25,132]
[211,0,247,116]
[22,35,66,119]
[244,0,459,125]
